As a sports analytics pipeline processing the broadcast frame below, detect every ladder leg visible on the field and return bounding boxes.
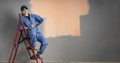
[8,45,15,63]
[25,40,39,63]
[12,30,22,63]
[26,39,38,63]
[21,33,32,58]
[12,44,19,63]
[31,50,38,63]
[24,40,32,58]
[8,29,19,63]
[41,58,44,63]
[27,39,38,63]
[21,31,38,63]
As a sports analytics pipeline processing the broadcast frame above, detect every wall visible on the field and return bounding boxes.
[0,0,120,62]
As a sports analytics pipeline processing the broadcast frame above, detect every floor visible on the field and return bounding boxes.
[2,61,120,63]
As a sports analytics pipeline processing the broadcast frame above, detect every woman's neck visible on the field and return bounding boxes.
[24,13,29,16]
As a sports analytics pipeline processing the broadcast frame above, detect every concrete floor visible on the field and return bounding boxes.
[2,61,120,63]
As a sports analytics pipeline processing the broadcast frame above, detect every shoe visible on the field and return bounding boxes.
[37,55,44,59]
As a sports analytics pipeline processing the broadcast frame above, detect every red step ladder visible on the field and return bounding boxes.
[8,13,44,63]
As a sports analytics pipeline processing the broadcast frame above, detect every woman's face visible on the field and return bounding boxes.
[22,9,29,15]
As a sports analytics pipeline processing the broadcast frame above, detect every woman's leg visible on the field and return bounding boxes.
[28,31,37,48]
[36,32,48,56]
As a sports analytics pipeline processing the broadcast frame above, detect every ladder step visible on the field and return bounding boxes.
[26,47,39,51]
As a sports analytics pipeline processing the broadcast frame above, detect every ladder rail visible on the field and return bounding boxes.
[8,27,20,63]
[12,30,22,63]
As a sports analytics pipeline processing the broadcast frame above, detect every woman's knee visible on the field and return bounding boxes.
[42,40,48,46]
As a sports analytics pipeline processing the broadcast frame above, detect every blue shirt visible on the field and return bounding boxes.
[18,14,44,33]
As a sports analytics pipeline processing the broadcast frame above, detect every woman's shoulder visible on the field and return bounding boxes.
[30,13,37,16]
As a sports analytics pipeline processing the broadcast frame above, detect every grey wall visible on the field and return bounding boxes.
[0,0,31,61]
[0,0,120,62]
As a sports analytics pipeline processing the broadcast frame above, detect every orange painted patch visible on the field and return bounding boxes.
[30,0,89,38]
